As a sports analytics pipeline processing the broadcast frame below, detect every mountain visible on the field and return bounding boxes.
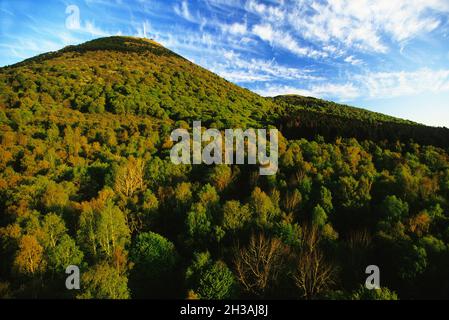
[1,36,449,300]
[1,36,275,129]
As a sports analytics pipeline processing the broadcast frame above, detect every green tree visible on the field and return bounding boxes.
[397,244,427,281]
[319,186,333,213]
[77,262,130,299]
[351,285,398,300]
[186,252,236,299]
[129,232,179,298]
[78,199,130,259]
[250,187,276,225]
[311,205,328,227]
[222,200,251,231]
[209,165,232,192]
[381,195,409,223]
[47,235,84,273]
[186,203,213,243]
[38,213,67,249]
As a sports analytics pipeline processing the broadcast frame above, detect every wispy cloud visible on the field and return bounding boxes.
[245,0,286,22]
[174,0,198,23]
[344,55,363,65]
[210,49,323,83]
[287,0,449,53]
[82,20,112,37]
[358,68,449,98]
[255,67,449,102]
[252,23,327,58]
[220,21,248,35]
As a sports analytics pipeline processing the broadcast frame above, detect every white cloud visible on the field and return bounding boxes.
[83,20,111,37]
[252,23,327,58]
[174,0,193,21]
[344,55,363,65]
[358,68,449,98]
[256,68,449,103]
[323,44,345,56]
[174,0,203,24]
[245,0,286,22]
[211,49,322,83]
[221,21,247,35]
[287,0,449,53]
[135,20,152,38]
[252,24,274,42]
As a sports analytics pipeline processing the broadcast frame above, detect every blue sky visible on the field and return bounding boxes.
[1,0,449,127]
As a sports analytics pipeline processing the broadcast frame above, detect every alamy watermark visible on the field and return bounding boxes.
[65,5,80,30]
[169,121,278,175]
[65,265,80,290]
[365,265,380,290]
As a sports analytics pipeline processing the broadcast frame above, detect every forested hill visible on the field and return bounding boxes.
[273,95,449,148]
[1,36,449,300]
[0,36,275,129]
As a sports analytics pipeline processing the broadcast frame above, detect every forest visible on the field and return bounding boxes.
[1,36,449,300]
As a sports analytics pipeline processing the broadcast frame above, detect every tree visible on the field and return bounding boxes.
[41,182,69,212]
[282,189,302,215]
[198,184,219,208]
[234,234,288,297]
[380,195,409,224]
[397,244,427,281]
[209,165,233,192]
[336,176,371,209]
[222,200,251,231]
[186,252,236,299]
[114,156,145,198]
[77,262,130,299]
[293,225,336,299]
[249,187,276,225]
[342,229,371,286]
[319,186,333,213]
[293,249,335,299]
[96,201,130,257]
[186,203,213,243]
[137,189,159,229]
[78,199,130,259]
[129,232,179,298]
[174,182,192,207]
[408,211,431,236]
[48,235,84,273]
[38,213,67,249]
[14,235,46,275]
[351,285,398,300]
[311,205,327,227]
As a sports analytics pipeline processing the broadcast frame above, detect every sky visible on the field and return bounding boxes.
[1,0,449,127]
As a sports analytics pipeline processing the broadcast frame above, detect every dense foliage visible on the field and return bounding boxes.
[275,95,449,148]
[1,36,449,299]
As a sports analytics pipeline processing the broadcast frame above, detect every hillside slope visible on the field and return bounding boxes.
[0,36,274,129]
[273,95,449,148]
